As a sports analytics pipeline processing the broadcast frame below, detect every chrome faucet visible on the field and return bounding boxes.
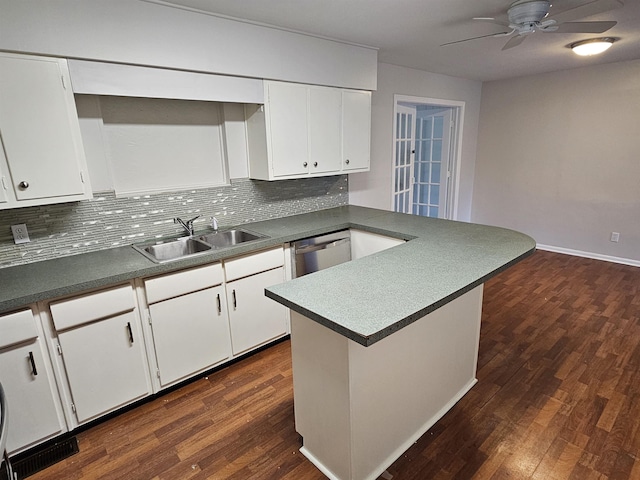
[174,215,200,236]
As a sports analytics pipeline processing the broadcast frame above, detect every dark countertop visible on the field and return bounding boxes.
[0,206,535,345]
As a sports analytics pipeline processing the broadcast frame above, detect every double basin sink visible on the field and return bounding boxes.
[133,229,267,263]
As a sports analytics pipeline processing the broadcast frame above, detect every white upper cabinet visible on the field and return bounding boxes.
[342,90,372,172]
[246,81,371,180]
[0,52,92,209]
[309,86,343,174]
[266,82,309,177]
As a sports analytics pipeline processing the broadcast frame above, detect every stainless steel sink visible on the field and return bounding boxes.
[133,237,212,263]
[133,228,267,263]
[198,229,266,249]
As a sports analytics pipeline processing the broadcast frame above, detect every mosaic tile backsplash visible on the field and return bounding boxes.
[0,176,348,268]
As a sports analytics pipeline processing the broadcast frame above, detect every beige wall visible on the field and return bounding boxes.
[349,63,482,221]
[472,59,640,264]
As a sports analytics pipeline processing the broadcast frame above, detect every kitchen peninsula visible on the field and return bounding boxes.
[264,208,535,480]
[0,206,534,479]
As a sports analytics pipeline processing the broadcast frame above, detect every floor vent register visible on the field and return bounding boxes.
[1,437,78,480]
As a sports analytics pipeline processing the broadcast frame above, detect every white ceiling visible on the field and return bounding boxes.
[154,0,640,82]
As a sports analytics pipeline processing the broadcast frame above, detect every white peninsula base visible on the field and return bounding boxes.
[290,285,484,480]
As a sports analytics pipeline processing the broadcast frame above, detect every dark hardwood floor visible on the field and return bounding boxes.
[29,250,640,479]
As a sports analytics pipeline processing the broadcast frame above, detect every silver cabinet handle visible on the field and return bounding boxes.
[345,159,350,165]
[313,162,318,167]
[216,293,222,314]
[19,181,29,189]
[303,162,308,167]
[232,289,237,310]
[126,322,134,344]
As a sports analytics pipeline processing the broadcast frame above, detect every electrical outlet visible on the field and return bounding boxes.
[11,224,30,244]
[610,232,620,243]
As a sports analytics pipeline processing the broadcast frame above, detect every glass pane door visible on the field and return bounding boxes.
[412,109,451,218]
[393,106,415,214]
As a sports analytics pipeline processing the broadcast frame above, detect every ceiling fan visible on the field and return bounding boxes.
[442,0,621,50]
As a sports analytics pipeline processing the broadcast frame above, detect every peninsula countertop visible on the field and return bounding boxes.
[264,208,536,346]
[0,206,536,344]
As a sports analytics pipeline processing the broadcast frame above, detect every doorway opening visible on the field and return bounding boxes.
[392,95,465,220]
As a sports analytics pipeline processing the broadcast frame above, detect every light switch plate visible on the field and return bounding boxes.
[11,224,30,244]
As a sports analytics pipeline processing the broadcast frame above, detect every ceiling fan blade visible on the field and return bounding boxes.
[502,35,527,51]
[549,0,624,24]
[440,31,510,47]
[550,20,617,33]
[472,17,510,28]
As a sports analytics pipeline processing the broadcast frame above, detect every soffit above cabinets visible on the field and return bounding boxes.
[68,60,264,104]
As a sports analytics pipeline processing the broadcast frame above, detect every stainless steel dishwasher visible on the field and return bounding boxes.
[293,230,351,277]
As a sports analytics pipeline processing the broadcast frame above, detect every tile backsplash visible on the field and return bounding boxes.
[0,176,348,268]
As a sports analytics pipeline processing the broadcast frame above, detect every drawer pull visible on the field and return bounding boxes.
[28,351,38,376]
[216,293,222,314]
[126,322,134,344]
[232,289,237,310]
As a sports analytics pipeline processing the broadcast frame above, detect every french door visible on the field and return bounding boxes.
[412,108,452,218]
[393,106,415,214]
[393,105,454,219]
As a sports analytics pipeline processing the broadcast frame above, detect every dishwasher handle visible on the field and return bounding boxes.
[295,238,350,255]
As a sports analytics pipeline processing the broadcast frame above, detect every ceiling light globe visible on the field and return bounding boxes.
[571,38,614,56]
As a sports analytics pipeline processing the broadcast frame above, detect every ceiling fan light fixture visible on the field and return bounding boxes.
[570,37,614,56]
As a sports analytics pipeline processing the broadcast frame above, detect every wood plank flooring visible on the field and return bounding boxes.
[28,250,640,479]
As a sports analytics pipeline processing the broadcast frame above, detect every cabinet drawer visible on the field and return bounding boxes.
[50,285,135,331]
[145,263,223,304]
[0,309,38,349]
[224,247,284,282]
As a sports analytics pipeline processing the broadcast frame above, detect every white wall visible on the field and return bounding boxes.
[349,63,482,221]
[0,0,376,90]
[76,97,251,193]
[472,59,640,264]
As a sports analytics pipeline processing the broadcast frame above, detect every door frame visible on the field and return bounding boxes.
[391,95,465,220]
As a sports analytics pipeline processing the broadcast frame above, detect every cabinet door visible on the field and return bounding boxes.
[342,90,372,171]
[149,286,231,387]
[57,311,150,423]
[309,87,342,174]
[0,147,8,204]
[0,53,87,201]
[227,267,288,355]
[0,340,66,453]
[266,82,309,177]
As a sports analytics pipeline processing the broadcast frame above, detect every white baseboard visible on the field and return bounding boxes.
[536,244,640,268]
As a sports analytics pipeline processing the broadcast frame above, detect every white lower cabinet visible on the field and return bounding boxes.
[0,309,66,454]
[149,286,230,387]
[144,263,231,388]
[49,284,151,425]
[350,229,406,259]
[3,246,291,452]
[224,247,288,355]
[226,266,288,356]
